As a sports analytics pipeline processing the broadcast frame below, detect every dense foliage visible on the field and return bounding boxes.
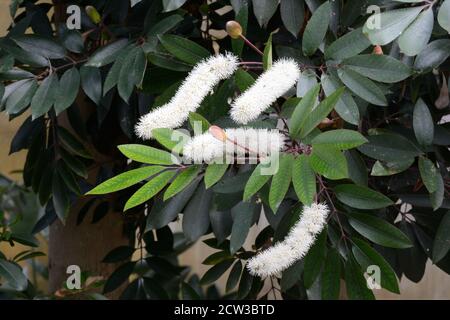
[0,0,450,300]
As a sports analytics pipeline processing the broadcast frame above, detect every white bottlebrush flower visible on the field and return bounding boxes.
[230,58,300,125]
[247,203,329,278]
[135,53,239,139]
[182,127,285,163]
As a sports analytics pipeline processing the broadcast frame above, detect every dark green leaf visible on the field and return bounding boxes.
[31,73,58,119]
[346,212,412,249]
[80,66,102,105]
[334,184,393,209]
[159,34,209,65]
[302,1,331,56]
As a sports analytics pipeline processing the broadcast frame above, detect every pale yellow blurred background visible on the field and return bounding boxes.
[0,0,449,299]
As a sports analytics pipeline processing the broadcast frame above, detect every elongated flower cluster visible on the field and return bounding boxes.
[230,58,300,124]
[247,203,329,278]
[135,53,239,139]
[182,128,285,163]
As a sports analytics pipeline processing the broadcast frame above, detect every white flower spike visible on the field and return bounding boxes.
[247,203,329,278]
[135,53,239,139]
[230,58,300,124]
[182,127,285,163]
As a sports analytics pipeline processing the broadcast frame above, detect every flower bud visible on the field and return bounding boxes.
[86,6,101,24]
[226,21,243,39]
[209,125,227,142]
[373,45,383,55]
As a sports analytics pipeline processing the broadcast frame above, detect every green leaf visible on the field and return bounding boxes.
[103,246,135,263]
[252,0,279,28]
[234,69,255,92]
[103,262,136,294]
[334,184,393,209]
[438,0,450,33]
[263,33,273,70]
[87,166,165,195]
[414,39,450,71]
[164,165,201,200]
[321,248,341,300]
[342,54,412,83]
[230,201,258,254]
[152,128,190,153]
[292,155,316,206]
[296,69,318,98]
[54,67,80,115]
[147,15,184,38]
[345,255,375,300]
[205,164,229,189]
[57,127,91,158]
[371,158,414,176]
[432,211,450,262]
[302,1,331,56]
[188,112,210,133]
[118,46,147,103]
[418,156,438,193]
[325,28,371,61]
[337,68,387,106]
[85,39,128,67]
[0,259,28,291]
[61,30,84,54]
[280,260,303,291]
[304,229,327,288]
[124,170,176,211]
[352,237,400,294]
[346,212,412,249]
[118,144,178,165]
[52,173,70,222]
[298,87,345,138]
[321,74,359,125]
[345,150,368,186]
[181,282,201,300]
[200,260,234,285]
[269,154,294,212]
[243,163,273,201]
[103,47,131,94]
[358,133,422,162]
[183,183,213,241]
[202,251,232,265]
[430,173,444,211]
[311,129,368,150]
[5,79,38,115]
[80,66,102,105]
[59,148,87,178]
[237,266,254,299]
[290,84,320,138]
[281,0,304,37]
[362,6,424,45]
[310,145,348,180]
[162,0,187,12]
[31,73,58,119]
[413,98,434,146]
[158,34,210,65]
[13,35,66,59]
[226,261,242,292]
[146,177,200,230]
[398,8,434,56]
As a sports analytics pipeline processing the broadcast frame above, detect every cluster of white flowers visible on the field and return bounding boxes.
[182,128,285,163]
[135,53,239,139]
[247,203,329,278]
[230,58,300,124]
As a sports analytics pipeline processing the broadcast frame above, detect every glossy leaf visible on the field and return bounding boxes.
[124,170,176,211]
[346,212,412,249]
[87,166,165,195]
